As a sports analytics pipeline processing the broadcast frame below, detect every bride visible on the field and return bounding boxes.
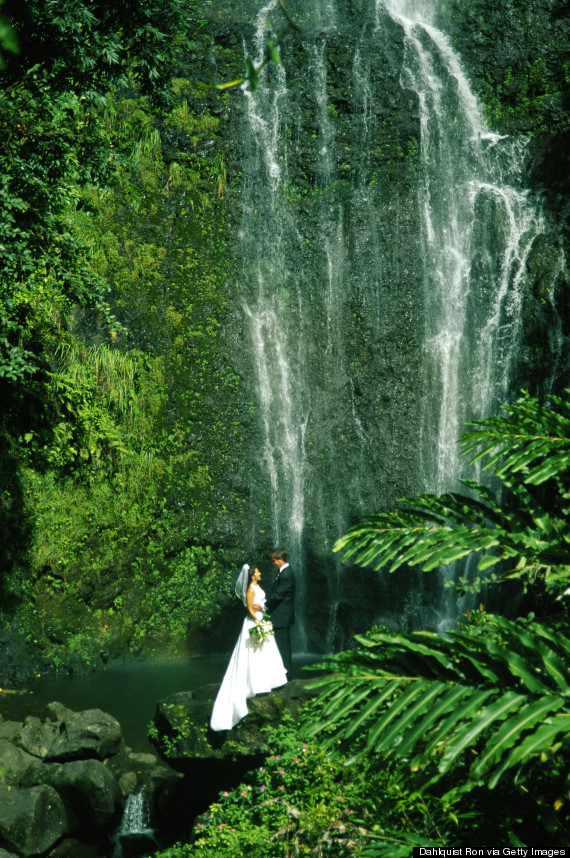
[210,563,288,731]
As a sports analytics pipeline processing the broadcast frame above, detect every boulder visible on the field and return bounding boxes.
[0,784,67,857]
[106,744,182,807]
[14,717,57,759]
[118,771,138,797]
[0,723,22,743]
[0,740,40,785]
[14,704,124,762]
[150,679,319,827]
[152,679,318,768]
[30,759,123,834]
[45,704,123,761]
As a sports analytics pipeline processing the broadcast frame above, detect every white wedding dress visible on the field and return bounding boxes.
[210,583,288,731]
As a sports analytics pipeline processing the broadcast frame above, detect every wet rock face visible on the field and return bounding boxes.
[221,6,426,648]
[438,0,570,397]
[27,759,123,834]
[206,0,570,649]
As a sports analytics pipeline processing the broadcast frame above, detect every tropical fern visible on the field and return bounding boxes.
[333,391,570,595]
[307,615,570,797]
[461,390,570,486]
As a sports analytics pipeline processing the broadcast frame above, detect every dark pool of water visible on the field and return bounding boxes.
[0,653,323,752]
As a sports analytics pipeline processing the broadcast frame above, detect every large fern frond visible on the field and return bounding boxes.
[461,390,570,485]
[334,482,566,576]
[306,616,570,794]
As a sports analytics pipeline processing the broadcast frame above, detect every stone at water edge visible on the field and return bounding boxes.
[13,717,54,760]
[45,704,123,760]
[0,723,22,744]
[0,741,41,785]
[14,704,123,762]
[149,680,320,836]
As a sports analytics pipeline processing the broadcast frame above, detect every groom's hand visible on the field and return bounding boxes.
[253,603,261,612]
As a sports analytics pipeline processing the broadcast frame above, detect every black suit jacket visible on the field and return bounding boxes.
[265,565,296,628]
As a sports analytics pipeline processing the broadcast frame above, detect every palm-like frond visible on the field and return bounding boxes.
[334,481,566,575]
[333,391,570,592]
[306,616,570,794]
[461,390,570,485]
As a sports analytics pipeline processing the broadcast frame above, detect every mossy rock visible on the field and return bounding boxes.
[151,679,318,769]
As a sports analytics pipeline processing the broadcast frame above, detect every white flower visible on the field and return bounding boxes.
[249,613,275,650]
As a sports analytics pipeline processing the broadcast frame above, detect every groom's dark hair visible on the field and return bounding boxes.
[273,547,288,561]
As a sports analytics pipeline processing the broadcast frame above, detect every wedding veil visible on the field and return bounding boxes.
[235,563,250,606]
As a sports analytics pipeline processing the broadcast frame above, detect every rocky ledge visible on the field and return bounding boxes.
[0,680,319,856]
[150,678,319,824]
[0,701,181,858]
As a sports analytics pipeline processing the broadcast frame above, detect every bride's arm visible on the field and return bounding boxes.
[246,586,259,620]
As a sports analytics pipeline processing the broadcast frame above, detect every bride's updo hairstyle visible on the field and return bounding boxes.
[247,564,261,586]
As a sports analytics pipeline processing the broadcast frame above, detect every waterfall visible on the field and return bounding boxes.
[383,0,554,491]
[233,0,565,646]
[380,0,565,623]
[111,789,157,858]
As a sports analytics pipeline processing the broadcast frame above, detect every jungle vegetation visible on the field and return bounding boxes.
[0,0,250,676]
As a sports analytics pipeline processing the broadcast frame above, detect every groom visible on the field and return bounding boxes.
[265,547,295,679]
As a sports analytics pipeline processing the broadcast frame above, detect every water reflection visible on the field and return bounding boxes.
[0,654,322,751]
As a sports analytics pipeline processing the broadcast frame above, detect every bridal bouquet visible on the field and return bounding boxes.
[250,614,274,650]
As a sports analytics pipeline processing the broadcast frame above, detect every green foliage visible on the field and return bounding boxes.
[444,0,570,134]
[481,60,564,133]
[0,0,17,69]
[305,613,570,848]
[2,0,187,94]
[151,712,458,857]
[334,391,570,600]
[132,546,236,649]
[319,391,570,851]
[0,0,247,669]
[36,342,153,474]
[308,616,570,791]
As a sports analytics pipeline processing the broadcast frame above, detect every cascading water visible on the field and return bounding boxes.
[384,0,561,490]
[380,0,565,623]
[111,789,157,858]
[231,0,565,648]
